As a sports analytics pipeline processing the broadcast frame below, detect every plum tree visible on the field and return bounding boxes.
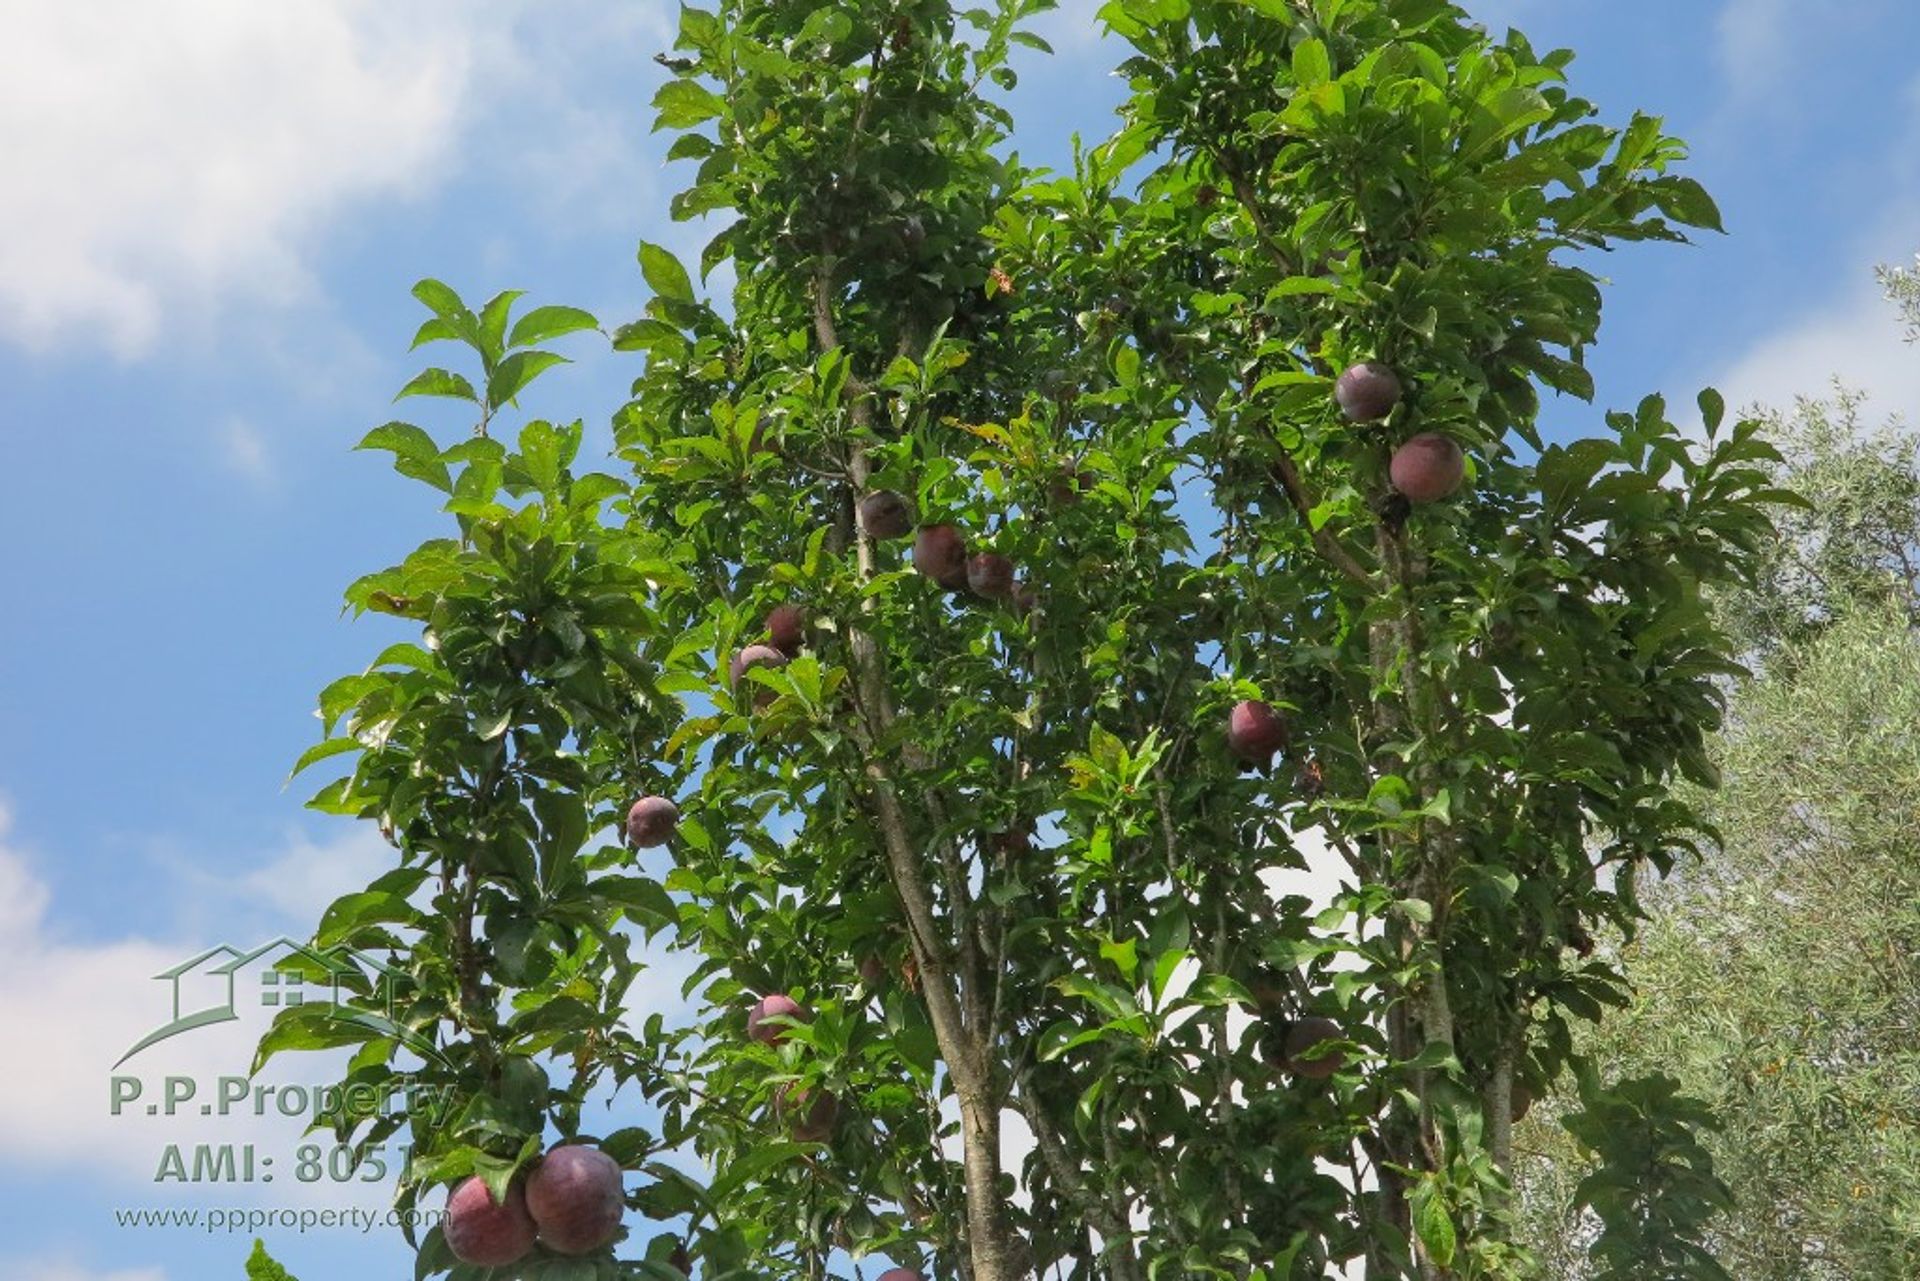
[1334,361,1404,423]
[1226,699,1288,765]
[444,1176,536,1268]
[1389,433,1468,504]
[275,2,1775,1278]
[526,1145,627,1256]
[965,552,1015,599]
[912,523,969,589]
[746,993,810,1046]
[625,796,679,848]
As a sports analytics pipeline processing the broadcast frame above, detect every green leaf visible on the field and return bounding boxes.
[1649,176,1724,233]
[252,1003,384,1074]
[706,1142,807,1202]
[477,289,525,359]
[288,736,361,779]
[1415,1189,1457,1267]
[508,305,600,348]
[356,421,453,492]
[1293,37,1332,87]
[316,890,421,946]
[653,79,726,129]
[246,1240,300,1281]
[1265,276,1341,300]
[411,278,469,323]
[612,319,682,351]
[395,368,479,405]
[1697,387,1726,435]
[1149,947,1188,1004]
[1101,936,1141,984]
[487,350,570,409]
[639,242,695,303]
[409,316,460,350]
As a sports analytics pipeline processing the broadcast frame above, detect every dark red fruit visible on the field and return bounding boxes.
[1227,700,1288,764]
[877,1271,927,1281]
[730,644,787,689]
[1247,968,1290,1014]
[857,954,887,986]
[859,490,914,538]
[670,1240,692,1275]
[966,552,1016,599]
[1510,1080,1536,1123]
[913,524,969,590]
[526,1144,625,1256]
[1389,433,1466,504]
[626,796,680,848]
[774,1084,841,1143]
[765,604,807,656]
[1048,466,1095,505]
[1278,1016,1346,1080]
[445,1176,537,1268]
[747,993,812,1045]
[990,825,1032,857]
[1335,362,1403,423]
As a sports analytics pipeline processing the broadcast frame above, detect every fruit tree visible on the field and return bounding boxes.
[268,1,1784,1278]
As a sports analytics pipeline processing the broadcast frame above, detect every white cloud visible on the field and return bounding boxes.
[219,417,274,486]
[1710,272,1920,423]
[0,802,380,1200]
[1029,0,1112,51]
[0,0,480,358]
[1713,0,1794,102]
[234,826,392,925]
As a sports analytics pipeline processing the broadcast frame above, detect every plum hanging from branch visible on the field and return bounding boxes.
[966,552,1016,599]
[625,796,680,848]
[1227,699,1289,765]
[765,603,807,656]
[445,1176,537,1268]
[859,490,914,539]
[1389,433,1467,504]
[913,523,969,590]
[1335,361,1403,423]
[748,993,813,1045]
[526,1145,626,1256]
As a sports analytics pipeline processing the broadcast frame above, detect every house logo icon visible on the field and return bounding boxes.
[116,937,435,1068]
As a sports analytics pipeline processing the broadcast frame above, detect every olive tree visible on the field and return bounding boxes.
[265,2,1780,1278]
[1515,379,1920,1281]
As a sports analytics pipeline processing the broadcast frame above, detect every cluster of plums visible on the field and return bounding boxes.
[858,491,1037,612]
[618,597,814,853]
[572,358,1454,1273]
[445,1144,627,1268]
[1334,361,1467,505]
[747,992,841,1141]
[745,997,929,1279]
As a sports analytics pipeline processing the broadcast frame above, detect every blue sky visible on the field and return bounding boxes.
[1,1,1918,1278]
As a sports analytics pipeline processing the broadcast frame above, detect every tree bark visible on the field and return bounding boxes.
[812,261,1019,1281]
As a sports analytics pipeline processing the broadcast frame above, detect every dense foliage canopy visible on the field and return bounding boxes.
[265,2,1784,1278]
